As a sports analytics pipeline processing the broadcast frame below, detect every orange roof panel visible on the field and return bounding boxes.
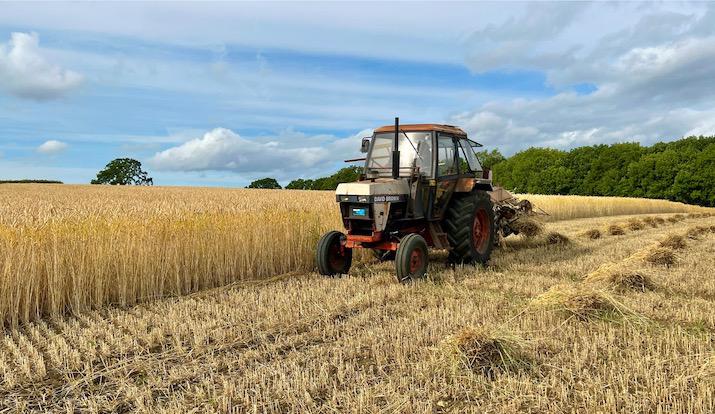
[374,123,467,136]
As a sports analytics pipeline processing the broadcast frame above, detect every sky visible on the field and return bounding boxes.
[0,1,714,187]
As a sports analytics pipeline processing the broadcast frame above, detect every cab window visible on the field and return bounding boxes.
[458,138,482,172]
[366,132,433,177]
[437,135,458,176]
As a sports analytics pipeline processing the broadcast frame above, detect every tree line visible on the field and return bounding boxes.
[0,179,63,184]
[492,135,715,207]
[245,167,363,190]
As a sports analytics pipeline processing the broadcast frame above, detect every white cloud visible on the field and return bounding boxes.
[37,140,68,154]
[0,32,84,100]
[149,128,371,179]
[0,3,512,64]
[454,4,715,154]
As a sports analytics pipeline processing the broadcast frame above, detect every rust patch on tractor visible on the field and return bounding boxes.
[455,178,476,193]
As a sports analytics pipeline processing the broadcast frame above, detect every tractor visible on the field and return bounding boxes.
[316,118,533,282]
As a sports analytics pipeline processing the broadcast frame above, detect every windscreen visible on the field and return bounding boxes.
[365,132,432,177]
[459,138,482,172]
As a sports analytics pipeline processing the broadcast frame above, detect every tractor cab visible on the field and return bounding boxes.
[363,123,484,181]
[319,118,498,282]
[357,123,493,220]
[336,121,493,235]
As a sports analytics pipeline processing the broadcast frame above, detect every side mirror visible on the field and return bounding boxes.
[360,137,370,153]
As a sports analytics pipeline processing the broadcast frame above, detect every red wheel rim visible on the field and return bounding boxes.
[327,240,346,271]
[472,209,490,254]
[409,248,424,273]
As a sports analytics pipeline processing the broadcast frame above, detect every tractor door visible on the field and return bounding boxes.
[430,134,460,219]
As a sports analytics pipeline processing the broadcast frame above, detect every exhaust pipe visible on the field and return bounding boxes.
[392,117,400,179]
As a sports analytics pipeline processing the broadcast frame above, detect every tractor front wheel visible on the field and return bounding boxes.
[395,234,428,282]
[316,231,352,276]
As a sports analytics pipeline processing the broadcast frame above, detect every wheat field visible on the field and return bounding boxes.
[0,184,710,328]
[520,193,709,221]
[0,190,712,412]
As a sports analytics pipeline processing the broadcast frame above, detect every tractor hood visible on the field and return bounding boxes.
[335,179,409,197]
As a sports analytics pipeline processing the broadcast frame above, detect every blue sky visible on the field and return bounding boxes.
[1,2,714,186]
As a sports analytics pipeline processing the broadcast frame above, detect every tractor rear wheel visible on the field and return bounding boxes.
[316,231,352,276]
[444,190,495,265]
[371,249,396,261]
[395,234,428,282]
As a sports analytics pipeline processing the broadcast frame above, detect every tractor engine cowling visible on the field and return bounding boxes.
[335,179,409,241]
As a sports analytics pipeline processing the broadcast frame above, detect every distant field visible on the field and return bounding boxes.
[0,184,711,327]
[519,193,709,221]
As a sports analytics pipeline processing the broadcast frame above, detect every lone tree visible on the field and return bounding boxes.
[247,177,281,189]
[91,158,153,185]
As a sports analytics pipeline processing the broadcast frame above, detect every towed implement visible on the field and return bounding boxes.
[316,118,535,282]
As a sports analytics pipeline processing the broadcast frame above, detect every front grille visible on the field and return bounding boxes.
[348,219,373,236]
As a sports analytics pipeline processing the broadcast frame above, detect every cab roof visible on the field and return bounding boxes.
[374,123,467,137]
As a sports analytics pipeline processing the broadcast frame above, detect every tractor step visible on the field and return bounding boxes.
[428,223,450,249]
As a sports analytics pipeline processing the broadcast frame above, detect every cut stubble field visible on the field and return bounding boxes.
[1,184,714,413]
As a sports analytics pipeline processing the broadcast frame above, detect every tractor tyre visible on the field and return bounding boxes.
[316,231,352,276]
[371,249,396,262]
[395,234,429,282]
[444,190,495,265]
